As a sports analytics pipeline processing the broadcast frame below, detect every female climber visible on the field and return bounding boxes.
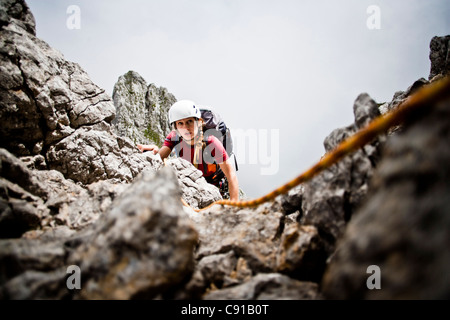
[137,100,239,201]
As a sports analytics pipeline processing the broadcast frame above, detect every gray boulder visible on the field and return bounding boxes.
[166,158,222,209]
[69,167,198,299]
[0,166,198,299]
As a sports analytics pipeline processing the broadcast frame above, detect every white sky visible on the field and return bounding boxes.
[27,0,450,198]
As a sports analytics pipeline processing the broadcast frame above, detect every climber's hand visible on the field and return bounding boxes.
[137,144,159,154]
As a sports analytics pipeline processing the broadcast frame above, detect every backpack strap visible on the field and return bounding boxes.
[171,133,182,157]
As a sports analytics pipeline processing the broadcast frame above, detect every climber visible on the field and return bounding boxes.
[137,100,240,202]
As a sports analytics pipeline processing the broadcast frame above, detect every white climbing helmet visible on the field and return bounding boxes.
[168,100,201,126]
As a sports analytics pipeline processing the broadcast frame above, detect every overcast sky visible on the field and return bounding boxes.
[27,0,450,198]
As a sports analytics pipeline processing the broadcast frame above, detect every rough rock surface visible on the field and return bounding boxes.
[0,0,114,157]
[0,148,223,238]
[171,201,325,299]
[0,0,162,187]
[203,273,322,300]
[379,78,430,115]
[45,121,163,185]
[68,168,198,300]
[429,35,450,80]
[112,70,175,146]
[0,167,198,299]
[1,0,450,300]
[290,92,384,255]
[321,96,450,299]
[166,158,222,209]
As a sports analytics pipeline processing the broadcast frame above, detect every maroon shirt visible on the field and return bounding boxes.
[163,131,229,177]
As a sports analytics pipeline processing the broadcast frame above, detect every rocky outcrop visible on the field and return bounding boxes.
[0,167,198,299]
[0,0,161,186]
[203,273,322,300]
[0,0,35,37]
[379,78,430,116]
[0,147,133,237]
[0,0,221,237]
[175,202,326,299]
[112,71,175,146]
[429,35,450,80]
[0,146,222,238]
[321,92,450,299]
[1,0,449,300]
[167,158,222,209]
[296,93,383,255]
[45,122,162,185]
[0,0,114,157]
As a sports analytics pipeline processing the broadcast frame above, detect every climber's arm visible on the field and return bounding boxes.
[137,144,171,161]
[137,144,158,153]
[219,159,239,202]
[158,146,171,160]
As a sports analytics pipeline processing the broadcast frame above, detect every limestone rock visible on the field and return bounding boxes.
[0,147,131,237]
[321,88,450,299]
[176,201,286,299]
[166,158,222,209]
[429,35,450,80]
[0,0,115,156]
[353,93,380,129]
[0,0,161,187]
[46,122,163,185]
[379,78,429,115]
[2,0,449,301]
[276,223,327,282]
[203,273,322,300]
[280,185,303,215]
[298,92,383,254]
[189,203,283,273]
[112,71,174,146]
[0,167,198,299]
[0,0,35,36]
[68,167,198,299]
[0,177,48,238]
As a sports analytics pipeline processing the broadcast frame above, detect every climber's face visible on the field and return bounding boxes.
[175,117,198,142]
